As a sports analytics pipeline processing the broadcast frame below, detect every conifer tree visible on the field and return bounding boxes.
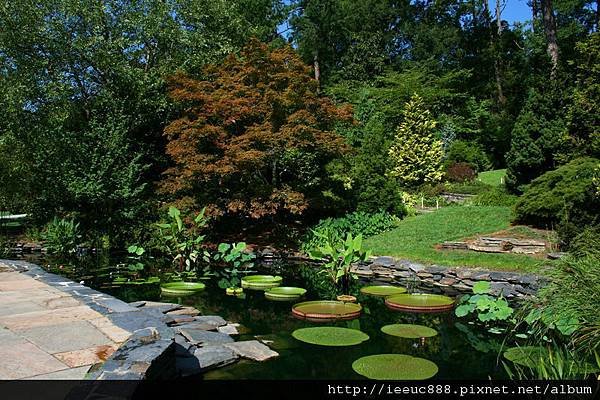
[388,94,444,187]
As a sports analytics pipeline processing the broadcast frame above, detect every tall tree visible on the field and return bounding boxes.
[160,40,353,220]
[541,0,560,76]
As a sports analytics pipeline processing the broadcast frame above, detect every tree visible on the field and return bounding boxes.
[160,39,353,220]
[541,0,560,76]
[388,94,444,187]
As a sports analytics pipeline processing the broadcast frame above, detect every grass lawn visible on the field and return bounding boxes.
[477,169,506,186]
[364,205,547,272]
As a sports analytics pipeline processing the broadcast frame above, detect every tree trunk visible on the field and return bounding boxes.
[532,0,538,32]
[596,0,599,32]
[490,0,506,105]
[313,52,321,89]
[541,0,559,77]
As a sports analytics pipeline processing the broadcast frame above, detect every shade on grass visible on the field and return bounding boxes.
[352,354,438,380]
[292,327,369,346]
[381,324,438,338]
[364,206,542,272]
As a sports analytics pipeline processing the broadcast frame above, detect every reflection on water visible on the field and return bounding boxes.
[11,253,507,380]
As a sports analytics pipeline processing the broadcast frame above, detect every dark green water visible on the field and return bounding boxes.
[13,254,508,380]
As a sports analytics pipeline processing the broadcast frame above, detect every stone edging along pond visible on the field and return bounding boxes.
[0,259,278,386]
[351,256,548,299]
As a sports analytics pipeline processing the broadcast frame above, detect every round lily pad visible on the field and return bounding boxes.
[352,354,438,380]
[160,281,205,296]
[241,275,283,290]
[292,327,369,346]
[385,293,455,313]
[292,300,362,322]
[381,324,438,338]
[360,285,407,297]
[264,287,306,301]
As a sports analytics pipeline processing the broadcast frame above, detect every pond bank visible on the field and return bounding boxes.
[352,256,548,299]
[0,260,277,386]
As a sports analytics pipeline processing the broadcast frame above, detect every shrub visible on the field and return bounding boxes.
[42,217,81,256]
[446,162,476,183]
[444,180,492,195]
[514,157,599,246]
[471,187,518,207]
[301,211,401,253]
[444,140,491,172]
[568,227,600,257]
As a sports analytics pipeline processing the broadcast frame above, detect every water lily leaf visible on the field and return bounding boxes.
[292,327,369,347]
[381,324,438,338]
[472,281,491,294]
[352,354,438,380]
[360,285,407,297]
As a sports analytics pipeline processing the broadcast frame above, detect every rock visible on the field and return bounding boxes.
[165,306,200,317]
[439,277,457,286]
[178,328,234,346]
[174,334,195,357]
[128,301,146,308]
[547,252,567,260]
[417,272,433,278]
[193,315,227,327]
[139,307,175,324]
[217,324,239,336]
[168,315,197,326]
[471,271,491,281]
[193,345,238,371]
[106,310,174,340]
[490,281,518,297]
[455,269,476,280]
[93,298,139,313]
[137,301,182,314]
[489,271,520,282]
[370,256,396,267]
[224,340,279,362]
[392,270,412,279]
[404,261,426,273]
[432,274,442,282]
[461,279,477,287]
[424,265,447,274]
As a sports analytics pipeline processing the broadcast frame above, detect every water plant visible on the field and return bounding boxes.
[360,285,407,297]
[455,281,513,326]
[308,232,371,296]
[156,206,210,274]
[42,217,81,256]
[381,324,438,339]
[213,242,255,293]
[385,293,455,313]
[352,354,438,380]
[264,287,306,301]
[160,281,206,296]
[241,275,282,290]
[292,327,369,346]
[292,300,362,322]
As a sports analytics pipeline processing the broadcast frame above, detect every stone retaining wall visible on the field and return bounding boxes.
[351,256,548,299]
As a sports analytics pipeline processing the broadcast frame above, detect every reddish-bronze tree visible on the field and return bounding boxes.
[160,39,353,219]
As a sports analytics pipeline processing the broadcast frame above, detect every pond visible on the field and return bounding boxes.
[9,253,509,380]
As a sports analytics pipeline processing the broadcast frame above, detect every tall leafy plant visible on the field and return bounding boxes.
[42,217,81,257]
[213,242,256,293]
[455,281,514,333]
[156,206,210,275]
[308,232,371,296]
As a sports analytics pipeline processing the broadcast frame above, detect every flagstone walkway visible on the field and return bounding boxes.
[0,262,131,380]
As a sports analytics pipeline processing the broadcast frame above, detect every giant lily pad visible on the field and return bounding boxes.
[352,354,438,380]
[292,300,362,322]
[360,285,407,297]
[292,327,369,346]
[264,287,306,301]
[160,281,205,296]
[241,275,283,290]
[381,324,438,338]
[385,293,455,313]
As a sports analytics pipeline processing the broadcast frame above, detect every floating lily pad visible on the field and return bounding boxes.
[381,324,438,338]
[292,300,362,322]
[385,293,455,313]
[160,281,206,296]
[264,287,306,301]
[360,285,407,297]
[352,354,438,380]
[241,275,283,290]
[292,327,369,346]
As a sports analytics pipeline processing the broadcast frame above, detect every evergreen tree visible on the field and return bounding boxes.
[388,94,444,187]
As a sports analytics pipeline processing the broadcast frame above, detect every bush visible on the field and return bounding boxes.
[446,162,476,183]
[514,158,599,246]
[471,187,518,207]
[444,140,491,172]
[568,226,600,257]
[444,180,492,195]
[42,217,81,256]
[301,211,401,253]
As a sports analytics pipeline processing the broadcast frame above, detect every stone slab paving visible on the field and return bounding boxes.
[0,261,132,380]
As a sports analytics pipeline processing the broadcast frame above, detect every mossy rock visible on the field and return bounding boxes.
[352,354,438,380]
[160,281,206,296]
[264,286,306,301]
[360,285,407,297]
[385,293,455,313]
[292,327,369,346]
[241,275,283,290]
[381,324,438,338]
[292,300,362,322]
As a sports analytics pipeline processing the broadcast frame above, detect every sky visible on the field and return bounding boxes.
[493,0,532,25]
